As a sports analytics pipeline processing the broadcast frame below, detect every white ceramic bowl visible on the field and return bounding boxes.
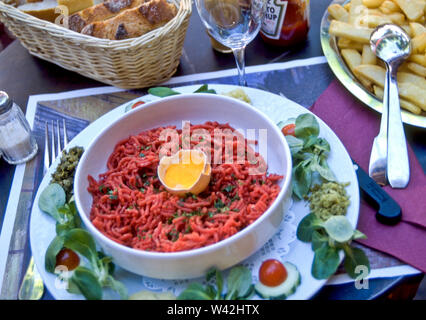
[74,93,292,279]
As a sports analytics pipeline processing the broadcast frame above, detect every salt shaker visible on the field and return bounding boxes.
[0,91,38,164]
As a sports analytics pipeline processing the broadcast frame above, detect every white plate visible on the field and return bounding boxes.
[30,84,360,300]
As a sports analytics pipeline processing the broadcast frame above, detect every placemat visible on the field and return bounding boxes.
[0,58,420,299]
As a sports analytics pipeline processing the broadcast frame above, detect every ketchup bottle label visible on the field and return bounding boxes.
[261,0,288,40]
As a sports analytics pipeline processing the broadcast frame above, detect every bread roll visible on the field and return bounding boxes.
[68,0,149,32]
[18,0,95,22]
[57,0,94,14]
[80,0,177,40]
[18,0,59,22]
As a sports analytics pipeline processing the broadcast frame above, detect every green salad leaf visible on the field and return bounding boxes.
[148,84,217,98]
[178,283,215,300]
[45,235,65,273]
[178,265,253,300]
[225,266,253,300]
[39,180,128,300]
[296,212,370,280]
[311,230,328,251]
[69,266,103,300]
[296,213,323,242]
[294,113,320,139]
[283,114,371,280]
[311,244,340,279]
[323,216,355,243]
[343,246,371,279]
[148,87,180,97]
[39,183,66,222]
[281,113,336,199]
[63,229,98,262]
[193,84,217,94]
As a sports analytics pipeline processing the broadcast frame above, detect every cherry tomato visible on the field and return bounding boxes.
[131,101,145,109]
[281,123,296,137]
[56,248,80,271]
[259,259,288,287]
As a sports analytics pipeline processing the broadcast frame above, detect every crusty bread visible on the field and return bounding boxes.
[80,0,177,40]
[58,0,93,15]
[18,0,94,22]
[18,0,59,22]
[67,0,149,33]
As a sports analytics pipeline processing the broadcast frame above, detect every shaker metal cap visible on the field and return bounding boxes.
[0,91,13,115]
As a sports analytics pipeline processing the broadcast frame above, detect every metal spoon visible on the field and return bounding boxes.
[368,24,411,188]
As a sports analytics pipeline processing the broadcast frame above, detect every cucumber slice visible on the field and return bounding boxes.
[255,262,301,299]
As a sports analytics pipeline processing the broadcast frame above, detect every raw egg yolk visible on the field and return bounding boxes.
[164,158,205,189]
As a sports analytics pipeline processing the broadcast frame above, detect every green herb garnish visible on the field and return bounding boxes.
[214,199,225,210]
[222,185,235,193]
[50,146,84,200]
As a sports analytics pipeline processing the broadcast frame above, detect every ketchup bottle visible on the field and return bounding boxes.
[260,0,310,47]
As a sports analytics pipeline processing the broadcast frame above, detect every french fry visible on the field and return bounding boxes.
[412,33,426,53]
[357,74,374,91]
[358,14,392,27]
[363,0,384,8]
[344,3,351,11]
[341,48,363,72]
[407,62,426,77]
[408,54,426,67]
[361,44,377,64]
[374,85,422,114]
[337,38,365,51]
[398,71,426,90]
[399,24,412,36]
[409,22,426,37]
[398,82,426,111]
[353,65,386,86]
[386,12,406,24]
[341,49,374,89]
[329,20,373,44]
[328,4,349,22]
[349,0,366,24]
[393,0,425,21]
[354,64,426,110]
[328,0,426,116]
[399,62,412,72]
[362,8,384,15]
[380,0,401,13]
[415,15,425,24]
[352,65,426,87]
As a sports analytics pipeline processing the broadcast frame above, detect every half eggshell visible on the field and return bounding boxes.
[157,149,211,196]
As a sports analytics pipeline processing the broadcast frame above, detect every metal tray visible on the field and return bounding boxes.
[320,0,426,128]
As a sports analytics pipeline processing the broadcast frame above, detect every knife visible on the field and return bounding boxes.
[352,159,402,225]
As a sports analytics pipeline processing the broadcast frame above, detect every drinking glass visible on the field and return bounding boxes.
[195,0,267,86]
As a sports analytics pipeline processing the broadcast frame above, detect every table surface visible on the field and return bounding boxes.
[0,0,424,300]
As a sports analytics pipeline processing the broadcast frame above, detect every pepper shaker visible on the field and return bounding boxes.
[0,91,38,164]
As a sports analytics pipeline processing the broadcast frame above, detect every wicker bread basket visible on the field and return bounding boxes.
[0,0,191,88]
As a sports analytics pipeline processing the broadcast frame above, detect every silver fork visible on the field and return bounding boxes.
[18,119,68,300]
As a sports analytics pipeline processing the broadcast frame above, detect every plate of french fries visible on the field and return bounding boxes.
[321,0,426,128]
